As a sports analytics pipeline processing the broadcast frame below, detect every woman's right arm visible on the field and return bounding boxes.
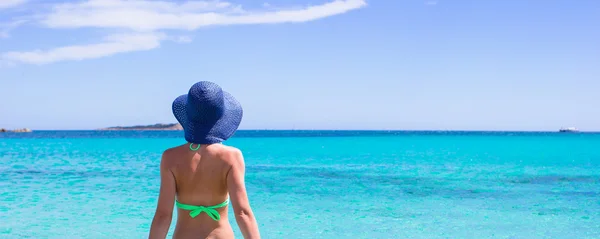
[227,149,261,239]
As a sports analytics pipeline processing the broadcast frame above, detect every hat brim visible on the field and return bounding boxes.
[172,91,243,144]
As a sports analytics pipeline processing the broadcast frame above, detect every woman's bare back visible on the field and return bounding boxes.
[168,143,234,238]
[149,143,260,239]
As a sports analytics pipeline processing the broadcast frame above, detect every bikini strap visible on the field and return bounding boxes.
[189,143,201,151]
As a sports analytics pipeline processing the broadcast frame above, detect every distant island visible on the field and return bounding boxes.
[99,123,183,131]
[0,128,32,133]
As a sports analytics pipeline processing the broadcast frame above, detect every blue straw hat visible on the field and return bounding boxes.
[172,81,243,144]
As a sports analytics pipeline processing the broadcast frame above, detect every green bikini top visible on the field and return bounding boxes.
[176,199,229,221]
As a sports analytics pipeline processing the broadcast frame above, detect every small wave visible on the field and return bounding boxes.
[509,175,600,184]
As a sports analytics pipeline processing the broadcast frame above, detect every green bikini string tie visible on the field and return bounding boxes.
[189,143,201,151]
[176,200,229,221]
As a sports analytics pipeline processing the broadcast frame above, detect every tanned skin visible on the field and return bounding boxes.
[149,143,260,239]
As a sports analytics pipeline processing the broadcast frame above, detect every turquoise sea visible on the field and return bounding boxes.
[1,131,599,238]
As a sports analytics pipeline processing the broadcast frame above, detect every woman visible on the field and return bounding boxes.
[149,81,261,239]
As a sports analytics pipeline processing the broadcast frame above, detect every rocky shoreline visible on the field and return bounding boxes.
[0,128,32,133]
[1,123,183,132]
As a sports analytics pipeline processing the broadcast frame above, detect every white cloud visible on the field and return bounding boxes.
[1,0,367,65]
[2,32,164,64]
[42,0,367,31]
[426,1,438,5]
[0,0,27,9]
[220,0,367,25]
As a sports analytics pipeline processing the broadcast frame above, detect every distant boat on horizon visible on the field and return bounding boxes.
[559,127,579,133]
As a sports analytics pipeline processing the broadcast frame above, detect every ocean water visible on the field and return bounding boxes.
[1,130,599,239]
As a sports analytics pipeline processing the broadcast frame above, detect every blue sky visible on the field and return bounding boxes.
[0,0,599,131]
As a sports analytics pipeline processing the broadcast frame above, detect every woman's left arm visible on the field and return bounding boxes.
[148,152,176,239]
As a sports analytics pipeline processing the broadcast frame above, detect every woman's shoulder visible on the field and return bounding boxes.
[212,144,243,158]
[158,145,187,168]
[203,144,244,166]
[161,144,187,157]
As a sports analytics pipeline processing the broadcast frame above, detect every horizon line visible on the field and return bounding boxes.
[7,129,597,133]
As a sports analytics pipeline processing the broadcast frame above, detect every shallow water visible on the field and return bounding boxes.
[1,131,599,238]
